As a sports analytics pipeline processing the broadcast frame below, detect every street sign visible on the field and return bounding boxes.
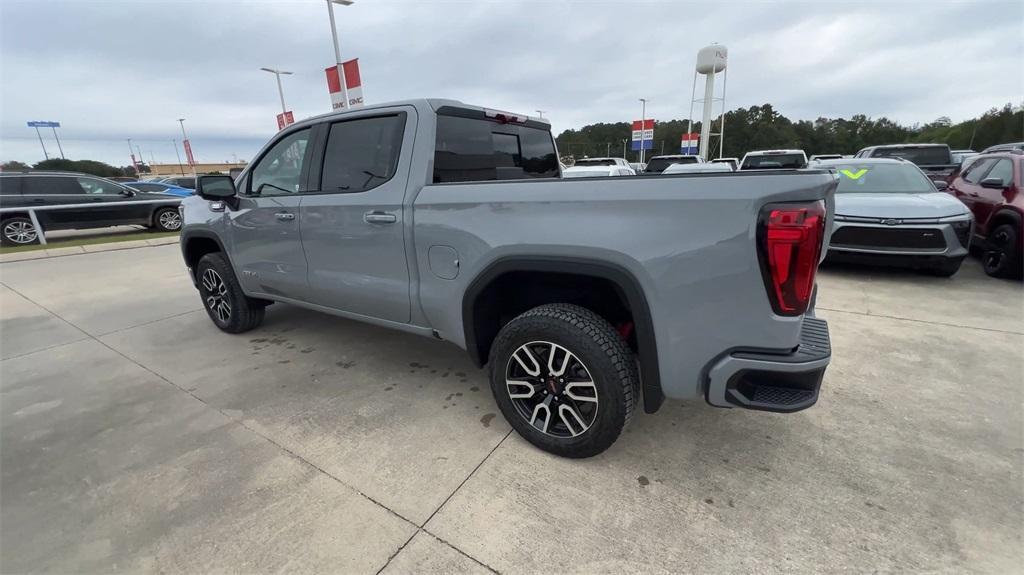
[325,58,364,111]
[276,111,295,131]
[183,139,195,167]
[680,132,699,154]
[27,121,60,128]
[631,119,654,151]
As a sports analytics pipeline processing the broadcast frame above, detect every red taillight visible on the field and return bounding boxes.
[758,201,826,316]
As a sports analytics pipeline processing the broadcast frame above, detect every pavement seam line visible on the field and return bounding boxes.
[817,306,1023,335]
[3,282,423,531]
[420,429,514,530]
[373,530,420,575]
[93,308,203,337]
[422,530,502,574]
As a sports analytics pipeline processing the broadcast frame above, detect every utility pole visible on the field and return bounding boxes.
[535,110,545,119]
[51,126,65,159]
[326,0,354,110]
[127,139,137,172]
[172,139,185,176]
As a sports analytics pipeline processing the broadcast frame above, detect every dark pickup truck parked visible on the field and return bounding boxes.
[855,144,958,183]
[180,99,838,458]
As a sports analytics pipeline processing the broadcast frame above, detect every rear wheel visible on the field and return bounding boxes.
[982,224,1022,279]
[488,303,638,458]
[1,217,39,246]
[152,207,182,232]
[196,252,264,333]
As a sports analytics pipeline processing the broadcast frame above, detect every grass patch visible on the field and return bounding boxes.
[0,231,179,254]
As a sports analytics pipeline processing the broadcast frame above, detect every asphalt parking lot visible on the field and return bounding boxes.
[1,245,1021,574]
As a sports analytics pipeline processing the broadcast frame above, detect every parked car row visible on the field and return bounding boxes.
[0,171,184,245]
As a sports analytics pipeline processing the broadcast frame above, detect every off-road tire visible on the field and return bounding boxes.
[196,252,265,333]
[982,224,1022,279]
[488,303,639,458]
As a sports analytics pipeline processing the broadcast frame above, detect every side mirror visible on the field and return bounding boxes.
[197,175,237,202]
[980,177,1006,189]
[933,180,949,191]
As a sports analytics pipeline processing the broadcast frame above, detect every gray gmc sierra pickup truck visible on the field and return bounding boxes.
[180,99,837,458]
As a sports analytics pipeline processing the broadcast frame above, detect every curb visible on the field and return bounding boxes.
[0,236,178,263]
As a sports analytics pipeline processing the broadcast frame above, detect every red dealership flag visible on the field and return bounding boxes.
[325,58,364,111]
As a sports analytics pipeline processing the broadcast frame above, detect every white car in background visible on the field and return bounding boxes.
[710,157,739,171]
[663,162,734,174]
[572,157,631,168]
[562,165,635,178]
[809,154,843,162]
[740,149,808,170]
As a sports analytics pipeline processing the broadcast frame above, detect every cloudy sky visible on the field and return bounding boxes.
[1,0,1021,167]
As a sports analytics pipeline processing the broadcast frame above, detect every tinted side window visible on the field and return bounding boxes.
[984,159,1012,185]
[130,183,163,192]
[76,177,125,195]
[320,114,406,193]
[250,128,311,196]
[0,177,22,196]
[434,115,558,183]
[963,159,995,184]
[22,177,84,195]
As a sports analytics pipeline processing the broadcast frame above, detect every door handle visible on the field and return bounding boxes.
[274,212,295,221]
[363,211,397,224]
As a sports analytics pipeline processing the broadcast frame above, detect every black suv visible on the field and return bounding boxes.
[0,172,183,246]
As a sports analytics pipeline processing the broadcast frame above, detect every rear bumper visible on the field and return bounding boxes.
[705,317,831,413]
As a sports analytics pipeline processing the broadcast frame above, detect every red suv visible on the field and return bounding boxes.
[947,151,1023,278]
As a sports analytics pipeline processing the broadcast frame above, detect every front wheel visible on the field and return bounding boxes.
[982,224,1022,279]
[152,207,182,232]
[488,303,638,458]
[196,253,265,333]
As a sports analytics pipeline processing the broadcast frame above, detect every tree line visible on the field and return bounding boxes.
[556,103,1023,161]
[1,159,150,177]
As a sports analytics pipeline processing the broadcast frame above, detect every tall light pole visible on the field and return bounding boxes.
[638,98,649,164]
[326,0,354,110]
[172,139,185,176]
[177,118,196,178]
[535,109,545,119]
[260,67,293,116]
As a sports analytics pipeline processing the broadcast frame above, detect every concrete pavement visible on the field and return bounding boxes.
[1,245,1021,573]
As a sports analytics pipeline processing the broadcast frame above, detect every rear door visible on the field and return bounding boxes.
[299,108,413,322]
[74,176,151,225]
[229,127,313,299]
[20,176,93,229]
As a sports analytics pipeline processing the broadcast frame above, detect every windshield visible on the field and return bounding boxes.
[645,157,698,173]
[742,154,805,169]
[871,147,950,165]
[833,163,935,194]
[574,158,616,166]
[563,170,609,178]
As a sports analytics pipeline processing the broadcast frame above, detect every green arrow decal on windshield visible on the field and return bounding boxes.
[839,168,868,180]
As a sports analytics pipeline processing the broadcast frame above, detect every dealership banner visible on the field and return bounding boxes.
[325,58,364,111]
[183,139,195,167]
[680,132,699,154]
[276,111,295,131]
[631,119,654,151]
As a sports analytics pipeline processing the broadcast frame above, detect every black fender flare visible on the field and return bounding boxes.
[461,256,664,413]
[180,231,229,284]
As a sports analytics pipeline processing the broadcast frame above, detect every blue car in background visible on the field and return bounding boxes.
[125,181,193,197]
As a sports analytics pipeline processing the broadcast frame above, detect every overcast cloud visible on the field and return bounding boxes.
[1,0,1021,166]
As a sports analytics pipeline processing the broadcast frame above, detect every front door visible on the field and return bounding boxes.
[972,158,1013,229]
[299,109,413,323]
[73,176,151,225]
[228,127,313,300]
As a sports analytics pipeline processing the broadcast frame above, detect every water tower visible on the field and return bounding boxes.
[687,44,728,159]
